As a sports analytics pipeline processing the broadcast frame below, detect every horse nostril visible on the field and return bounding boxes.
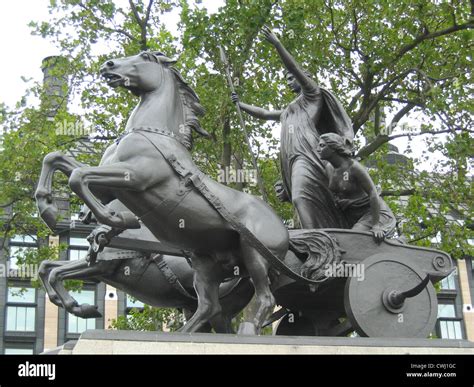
[106,60,115,67]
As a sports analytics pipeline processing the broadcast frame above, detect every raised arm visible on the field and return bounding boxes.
[352,162,384,242]
[231,92,282,121]
[262,26,319,95]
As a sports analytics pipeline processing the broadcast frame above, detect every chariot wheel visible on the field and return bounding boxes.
[344,253,437,338]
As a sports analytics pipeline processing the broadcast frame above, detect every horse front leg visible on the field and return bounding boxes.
[68,162,153,229]
[35,151,86,230]
[179,254,223,333]
[48,259,106,318]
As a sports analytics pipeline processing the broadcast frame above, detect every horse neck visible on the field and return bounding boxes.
[125,75,184,133]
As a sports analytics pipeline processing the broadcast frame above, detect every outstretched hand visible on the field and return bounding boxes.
[262,25,280,46]
[274,180,289,202]
[231,92,240,104]
[371,225,385,244]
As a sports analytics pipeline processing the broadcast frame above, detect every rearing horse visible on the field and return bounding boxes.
[35,51,289,334]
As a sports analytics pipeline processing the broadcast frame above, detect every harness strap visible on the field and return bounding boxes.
[152,254,197,300]
[136,129,329,286]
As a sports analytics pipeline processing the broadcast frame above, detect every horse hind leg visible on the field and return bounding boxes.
[179,254,223,333]
[237,243,276,335]
[39,260,69,307]
[49,260,107,318]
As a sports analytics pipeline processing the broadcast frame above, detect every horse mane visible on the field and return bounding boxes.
[151,52,209,149]
[168,66,209,149]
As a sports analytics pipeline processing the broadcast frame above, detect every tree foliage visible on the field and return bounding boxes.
[0,1,472,289]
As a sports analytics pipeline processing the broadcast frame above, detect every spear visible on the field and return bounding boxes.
[218,45,268,202]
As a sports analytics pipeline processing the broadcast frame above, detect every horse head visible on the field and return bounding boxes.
[100,51,209,147]
[100,51,177,96]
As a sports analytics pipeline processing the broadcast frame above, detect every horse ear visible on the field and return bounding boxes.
[164,58,178,66]
[153,52,177,66]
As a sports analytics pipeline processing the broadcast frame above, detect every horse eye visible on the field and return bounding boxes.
[141,53,149,60]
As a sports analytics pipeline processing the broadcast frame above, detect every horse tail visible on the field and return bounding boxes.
[289,229,344,282]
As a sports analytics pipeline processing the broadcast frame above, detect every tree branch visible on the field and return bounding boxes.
[381,96,425,108]
[389,102,417,131]
[128,0,152,50]
[390,21,474,67]
[348,89,363,111]
[78,2,136,42]
[356,126,472,159]
[381,189,417,197]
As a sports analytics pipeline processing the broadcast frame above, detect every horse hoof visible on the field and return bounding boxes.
[37,202,58,230]
[117,212,141,229]
[237,322,258,335]
[80,304,102,318]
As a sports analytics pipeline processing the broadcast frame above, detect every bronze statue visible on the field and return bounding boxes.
[232,26,353,229]
[35,31,453,338]
[318,133,397,242]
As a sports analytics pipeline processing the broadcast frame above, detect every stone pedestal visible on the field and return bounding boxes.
[54,330,474,355]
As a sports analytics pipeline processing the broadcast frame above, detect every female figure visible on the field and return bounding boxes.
[318,133,396,242]
[232,26,353,229]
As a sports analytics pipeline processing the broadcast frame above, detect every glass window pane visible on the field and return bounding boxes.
[6,307,17,330]
[25,308,36,331]
[11,235,36,243]
[68,314,96,334]
[69,249,88,261]
[438,304,456,318]
[453,321,463,339]
[8,287,36,303]
[126,295,144,308]
[9,246,37,270]
[67,290,96,334]
[70,290,95,305]
[9,257,19,270]
[440,273,456,290]
[4,348,34,355]
[447,321,455,338]
[6,307,35,331]
[69,237,90,247]
[16,308,26,331]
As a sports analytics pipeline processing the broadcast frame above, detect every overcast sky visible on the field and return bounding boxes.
[0,0,456,173]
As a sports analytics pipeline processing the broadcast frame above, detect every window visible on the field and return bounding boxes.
[438,304,456,318]
[5,287,36,332]
[8,287,36,303]
[4,347,34,355]
[69,237,89,247]
[67,290,96,334]
[440,272,457,290]
[10,235,36,244]
[69,249,88,261]
[6,307,36,331]
[9,236,38,272]
[125,294,145,318]
[439,320,463,340]
[126,295,144,309]
[437,303,463,340]
[68,236,89,261]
